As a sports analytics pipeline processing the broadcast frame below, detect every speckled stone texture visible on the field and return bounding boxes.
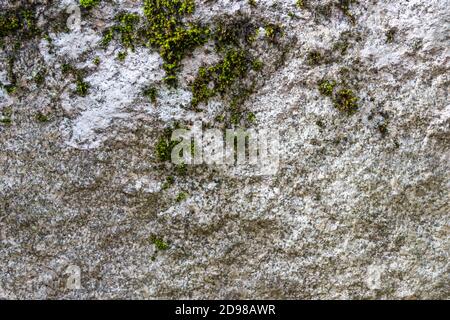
[0,0,448,299]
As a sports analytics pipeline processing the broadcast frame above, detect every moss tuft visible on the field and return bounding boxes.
[318,80,359,115]
[318,80,336,96]
[0,107,13,125]
[79,0,99,9]
[385,28,396,43]
[191,48,253,108]
[155,128,180,162]
[117,51,127,61]
[35,112,50,123]
[0,9,39,39]
[264,23,283,43]
[75,76,89,96]
[161,176,175,190]
[307,50,323,66]
[296,0,306,9]
[101,12,141,51]
[150,235,169,251]
[144,86,158,104]
[143,0,210,86]
[175,192,187,202]
[333,88,358,114]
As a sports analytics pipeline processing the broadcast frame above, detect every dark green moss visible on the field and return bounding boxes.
[93,56,101,65]
[252,59,263,71]
[264,23,283,43]
[161,176,175,190]
[191,48,253,108]
[34,69,46,85]
[385,28,396,44]
[175,192,187,203]
[144,86,158,104]
[296,0,306,9]
[333,88,358,114]
[0,107,12,125]
[0,9,39,39]
[247,112,256,123]
[61,63,75,75]
[35,112,50,123]
[318,80,359,115]
[75,76,89,96]
[175,163,187,175]
[155,127,181,162]
[61,63,90,96]
[336,0,357,24]
[117,51,127,61]
[213,16,257,51]
[3,84,17,95]
[307,50,323,66]
[101,12,141,51]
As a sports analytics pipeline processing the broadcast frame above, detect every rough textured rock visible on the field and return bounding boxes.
[0,0,448,299]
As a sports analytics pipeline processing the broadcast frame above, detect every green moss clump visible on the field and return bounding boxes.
[101,13,141,52]
[75,76,89,96]
[252,59,263,71]
[143,0,210,86]
[0,13,20,37]
[307,50,323,66]
[385,28,396,43]
[333,88,358,114]
[150,235,169,251]
[0,107,12,125]
[175,192,187,202]
[264,23,282,43]
[2,84,16,95]
[213,16,257,51]
[34,69,46,85]
[318,80,358,115]
[296,0,306,9]
[117,51,127,61]
[336,0,357,24]
[1,9,40,93]
[191,49,253,108]
[248,0,257,7]
[247,112,256,123]
[35,112,49,123]
[144,86,158,104]
[161,176,175,190]
[155,132,180,162]
[0,9,39,39]
[79,0,99,9]
[93,56,100,65]
[318,80,336,96]
[61,63,90,96]
[61,63,75,75]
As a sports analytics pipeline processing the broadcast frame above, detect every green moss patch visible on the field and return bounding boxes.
[318,79,359,115]
[79,0,100,9]
[143,0,210,86]
[191,48,254,108]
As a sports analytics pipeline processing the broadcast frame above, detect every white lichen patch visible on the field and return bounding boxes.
[61,47,164,149]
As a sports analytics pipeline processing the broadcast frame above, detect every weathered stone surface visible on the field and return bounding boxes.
[0,0,448,299]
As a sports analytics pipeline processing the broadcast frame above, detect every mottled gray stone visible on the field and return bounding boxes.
[0,0,448,299]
